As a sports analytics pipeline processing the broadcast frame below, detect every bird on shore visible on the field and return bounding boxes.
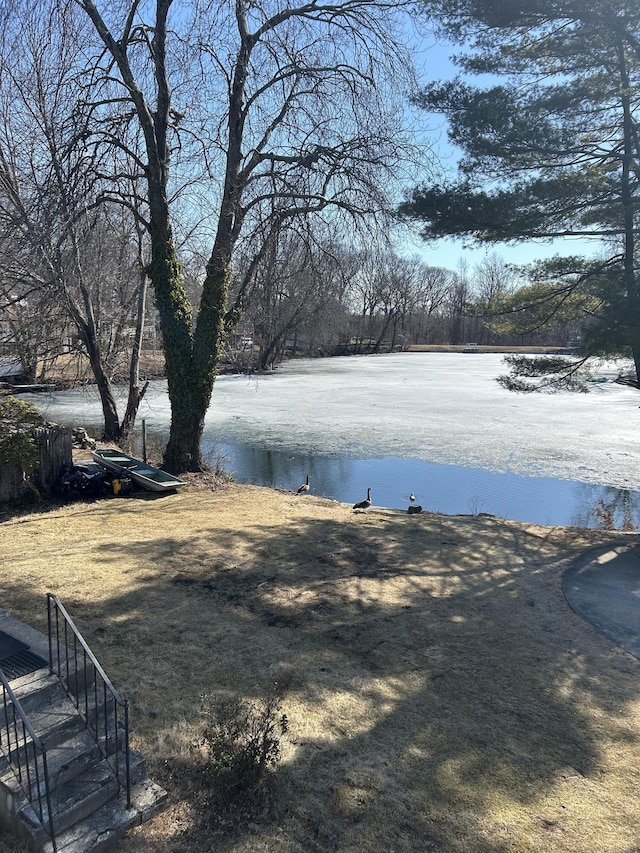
[297,475,310,494]
[353,488,372,511]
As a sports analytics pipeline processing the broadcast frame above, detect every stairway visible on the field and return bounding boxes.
[0,665,167,853]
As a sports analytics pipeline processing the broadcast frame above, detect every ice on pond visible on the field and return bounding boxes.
[34,353,640,526]
[206,353,640,486]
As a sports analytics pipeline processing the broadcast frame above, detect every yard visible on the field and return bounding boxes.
[1,484,639,852]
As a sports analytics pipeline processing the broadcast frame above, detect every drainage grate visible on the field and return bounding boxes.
[0,650,48,680]
[0,628,28,660]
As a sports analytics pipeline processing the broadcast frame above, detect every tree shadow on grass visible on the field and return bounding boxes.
[3,507,640,852]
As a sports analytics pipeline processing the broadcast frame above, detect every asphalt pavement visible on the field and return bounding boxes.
[563,543,640,659]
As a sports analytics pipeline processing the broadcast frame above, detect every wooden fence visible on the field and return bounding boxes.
[0,425,73,504]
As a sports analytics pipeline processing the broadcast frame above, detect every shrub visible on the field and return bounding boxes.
[0,397,45,469]
[193,680,289,808]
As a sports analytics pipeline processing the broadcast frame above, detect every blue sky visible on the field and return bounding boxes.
[404,233,604,274]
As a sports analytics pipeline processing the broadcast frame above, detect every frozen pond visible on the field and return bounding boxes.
[34,352,640,527]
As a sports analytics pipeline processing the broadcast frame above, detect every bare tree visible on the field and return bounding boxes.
[379,256,427,350]
[244,225,353,369]
[410,265,456,343]
[70,0,417,471]
[472,253,518,304]
[444,261,471,346]
[0,2,150,441]
[345,249,452,352]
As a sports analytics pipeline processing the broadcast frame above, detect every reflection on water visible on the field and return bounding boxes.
[570,484,640,530]
[39,413,640,528]
[199,436,640,529]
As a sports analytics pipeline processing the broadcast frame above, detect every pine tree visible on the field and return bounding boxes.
[402,0,640,382]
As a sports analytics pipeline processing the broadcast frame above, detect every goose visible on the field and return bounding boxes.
[353,488,372,511]
[297,475,310,494]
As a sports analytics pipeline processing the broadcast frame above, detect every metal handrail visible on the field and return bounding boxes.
[0,667,56,852]
[46,593,131,807]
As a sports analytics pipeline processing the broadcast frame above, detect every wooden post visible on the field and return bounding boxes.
[142,419,147,463]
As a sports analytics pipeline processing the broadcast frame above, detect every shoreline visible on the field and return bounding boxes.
[2,345,579,396]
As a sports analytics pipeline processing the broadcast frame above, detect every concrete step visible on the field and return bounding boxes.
[2,710,143,792]
[40,778,168,853]
[0,729,100,798]
[7,653,103,715]
[45,759,120,834]
[1,693,86,761]
[1,648,166,852]
[1,668,61,716]
[13,759,120,839]
[34,731,102,791]
[1,741,156,846]
[3,677,128,761]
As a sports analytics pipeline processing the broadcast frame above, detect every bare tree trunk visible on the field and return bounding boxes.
[84,338,121,440]
[120,235,151,444]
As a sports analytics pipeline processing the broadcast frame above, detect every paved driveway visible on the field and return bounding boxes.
[563,543,640,659]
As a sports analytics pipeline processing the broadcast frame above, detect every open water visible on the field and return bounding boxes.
[33,352,640,528]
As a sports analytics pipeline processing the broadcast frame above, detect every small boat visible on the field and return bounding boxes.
[91,448,187,493]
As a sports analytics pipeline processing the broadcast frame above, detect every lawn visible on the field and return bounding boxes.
[1,484,639,852]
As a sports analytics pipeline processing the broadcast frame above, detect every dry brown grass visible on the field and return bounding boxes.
[406,345,573,353]
[1,485,640,852]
